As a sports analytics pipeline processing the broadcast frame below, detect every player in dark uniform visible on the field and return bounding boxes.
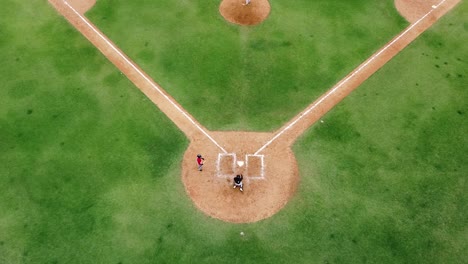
[233,174,243,192]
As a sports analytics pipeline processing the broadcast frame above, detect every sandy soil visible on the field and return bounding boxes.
[48,0,460,223]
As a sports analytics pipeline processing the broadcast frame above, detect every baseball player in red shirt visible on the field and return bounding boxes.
[196,154,205,171]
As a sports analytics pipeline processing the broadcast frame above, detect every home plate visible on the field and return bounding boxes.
[237,161,245,167]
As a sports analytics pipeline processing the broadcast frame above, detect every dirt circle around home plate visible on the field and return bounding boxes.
[181,131,299,223]
[219,0,271,25]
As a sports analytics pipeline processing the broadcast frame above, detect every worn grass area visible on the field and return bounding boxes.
[87,0,407,131]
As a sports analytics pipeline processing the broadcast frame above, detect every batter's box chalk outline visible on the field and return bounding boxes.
[246,154,265,180]
[216,153,237,178]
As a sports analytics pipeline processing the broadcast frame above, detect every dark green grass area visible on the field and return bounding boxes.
[1,1,466,264]
[87,0,407,131]
[293,4,468,263]
[1,1,187,263]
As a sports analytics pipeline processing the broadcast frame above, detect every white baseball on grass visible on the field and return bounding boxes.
[240,232,244,236]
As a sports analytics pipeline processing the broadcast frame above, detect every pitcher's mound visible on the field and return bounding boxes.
[219,0,271,26]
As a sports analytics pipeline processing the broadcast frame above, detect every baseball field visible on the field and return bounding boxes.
[1,0,467,263]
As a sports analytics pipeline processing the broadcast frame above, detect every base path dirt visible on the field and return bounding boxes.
[49,0,460,223]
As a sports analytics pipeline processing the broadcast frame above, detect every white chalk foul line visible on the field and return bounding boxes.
[62,0,227,154]
[254,0,447,155]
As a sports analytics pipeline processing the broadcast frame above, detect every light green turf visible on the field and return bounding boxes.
[0,0,466,264]
[87,0,408,130]
[1,1,188,263]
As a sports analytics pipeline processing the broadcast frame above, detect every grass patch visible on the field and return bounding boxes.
[293,4,467,263]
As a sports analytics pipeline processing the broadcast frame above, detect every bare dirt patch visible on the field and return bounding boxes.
[219,0,270,26]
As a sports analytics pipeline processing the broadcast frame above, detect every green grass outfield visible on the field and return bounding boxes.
[0,0,467,263]
[87,0,407,131]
